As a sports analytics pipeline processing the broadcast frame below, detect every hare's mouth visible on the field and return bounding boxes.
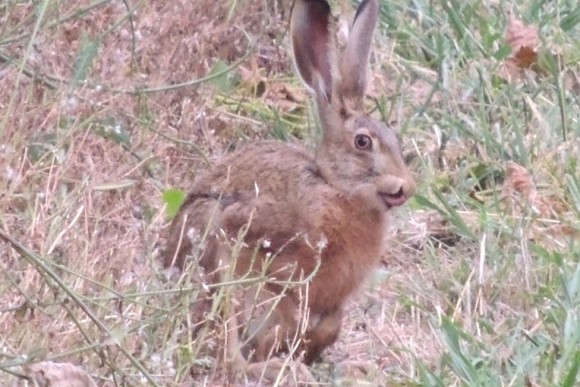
[380,188,406,208]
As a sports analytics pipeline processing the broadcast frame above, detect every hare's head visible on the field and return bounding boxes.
[291,0,415,209]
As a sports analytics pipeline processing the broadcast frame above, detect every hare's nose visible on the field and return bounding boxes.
[402,176,416,199]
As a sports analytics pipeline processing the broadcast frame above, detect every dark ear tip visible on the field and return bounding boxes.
[304,0,331,23]
[302,0,331,10]
[354,0,379,22]
[291,0,335,101]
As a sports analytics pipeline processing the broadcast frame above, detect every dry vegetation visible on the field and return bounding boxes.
[0,0,579,386]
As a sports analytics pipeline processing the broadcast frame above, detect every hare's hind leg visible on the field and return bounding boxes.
[238,307,342,383]
[163,207,194,270]
[245,297,342,364]
[302,307,343,364]
[230,271,318,383]
[164,195,222,272]
[164,197,251,374]
[241,303,319,384]
[218,253,317,385]
[197,237,249,372]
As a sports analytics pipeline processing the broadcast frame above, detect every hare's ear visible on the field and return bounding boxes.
[290,0,335,104]
[339,0,379,104]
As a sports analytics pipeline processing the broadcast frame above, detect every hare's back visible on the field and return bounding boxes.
[192,140,319,198]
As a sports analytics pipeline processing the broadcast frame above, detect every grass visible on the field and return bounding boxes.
[0,0,578,386]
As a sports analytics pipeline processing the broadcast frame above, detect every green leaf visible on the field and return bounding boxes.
[26,133,68,164]
[493,44,512,61]
[72,31,99,85]
[270,108,289,141]
[413,193,443,212]
[26,133,58,163]
[92,117,131,147]
[441,317,479,384]
[418,361,446,387]
[432,188,476,240]
[208,60,236,93]
[163,189,186,220]
[415,191,475,241]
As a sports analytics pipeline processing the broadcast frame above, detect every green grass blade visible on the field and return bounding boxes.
[441,317,479,384]
[72,32,99,85]
[561,351,580,387]
[565,174,580,214]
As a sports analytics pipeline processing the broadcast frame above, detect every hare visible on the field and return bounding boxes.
[164,0,415,378]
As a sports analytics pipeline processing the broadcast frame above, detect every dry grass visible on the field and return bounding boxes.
[1,0,579,386]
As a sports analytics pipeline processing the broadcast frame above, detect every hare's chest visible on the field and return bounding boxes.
[308,201,388,311]
[321,194,388,258]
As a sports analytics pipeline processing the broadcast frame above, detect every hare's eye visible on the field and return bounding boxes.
[354,134,372,150]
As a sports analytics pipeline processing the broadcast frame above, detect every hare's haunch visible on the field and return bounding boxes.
[164,0,415,372]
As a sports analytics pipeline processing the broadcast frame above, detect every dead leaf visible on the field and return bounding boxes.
[238,56,267,97]
[513,46,538,69]
[506,17,539,52]
[267,82,305,113]
[501,161,562,217]
[24,361,97,387]
[500,17,540,81]
[564,68,580,94]
[504,161,534,198]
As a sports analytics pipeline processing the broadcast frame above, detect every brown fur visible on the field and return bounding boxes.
[163,0,416,377]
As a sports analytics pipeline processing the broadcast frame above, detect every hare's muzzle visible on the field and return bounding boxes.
[380,176,416,208]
